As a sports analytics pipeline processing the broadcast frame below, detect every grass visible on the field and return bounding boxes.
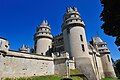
[4,75,82,80]
[102,77,120,80]
[70,69,80,75]
[4,69,82,80]
[4,75,62,80]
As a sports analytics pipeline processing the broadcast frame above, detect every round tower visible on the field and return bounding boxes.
[92,37,116,77]
[19,44,30,53]
[62,7,89,58]
[34,20,53,55]
[62,7,97,80]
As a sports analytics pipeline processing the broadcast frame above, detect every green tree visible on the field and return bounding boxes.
[114,59,120,78]
[100,0,120,50]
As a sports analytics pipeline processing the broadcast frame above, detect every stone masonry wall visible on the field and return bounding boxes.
[54,58,67,76]
[0,51,54,79]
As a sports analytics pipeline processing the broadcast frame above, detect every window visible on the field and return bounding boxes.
[71,15,74,17]
[0,41,2,47]
[81,44,85,52]
[41,53,43,55]
[75,15,77,17]
[70,20,72,22]
[5,45,8,48]
[107,55,110,62]
[80,35,83,41]
[48,46,50,49]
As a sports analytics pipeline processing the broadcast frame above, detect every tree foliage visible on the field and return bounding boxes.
[114,59,120,78]
[100,0,120,49]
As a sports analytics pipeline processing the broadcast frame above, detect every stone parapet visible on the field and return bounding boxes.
[0,50,54,61]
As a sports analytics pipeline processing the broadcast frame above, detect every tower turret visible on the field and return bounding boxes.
[62,7,89,58]
[62,7,97,80]
[34,20,53,55]
[92,36,116,77]
[19,44,30,53]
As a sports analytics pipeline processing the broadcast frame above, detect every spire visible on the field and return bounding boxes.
[41,20,48,26]
[35,20,51,31]
[19,44,30,53]
[73,7,77,11]
[20,44,27,50]
[92,36,103,43]
[66,7,78,13]
[69,7,74,12]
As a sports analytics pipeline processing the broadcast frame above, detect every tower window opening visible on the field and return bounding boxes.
[49,46,50,49]
[5,45,8,48]
[80,35,83,41]
[71,15,74,17]
[41,53,43,55]
[75,15,77,17]
[107,55,110,62]
[70,20,72,22]
[66,21,68,23]
[81,44,85,52]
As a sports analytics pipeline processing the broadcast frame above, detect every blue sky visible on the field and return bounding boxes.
[0,0,120,60]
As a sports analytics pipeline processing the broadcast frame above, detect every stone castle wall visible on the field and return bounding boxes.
[0,50,67,79]
[54,58,67,75]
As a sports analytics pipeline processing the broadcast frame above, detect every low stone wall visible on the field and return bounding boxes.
[0,51,54,79]
[54,58,67,76]
[0,50,68,79]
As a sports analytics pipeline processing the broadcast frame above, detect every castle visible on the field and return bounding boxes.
[0,7,116,80]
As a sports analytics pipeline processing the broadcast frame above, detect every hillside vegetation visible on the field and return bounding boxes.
[4,75,82,80]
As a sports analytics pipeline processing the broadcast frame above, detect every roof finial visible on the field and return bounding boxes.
[69,7,73,12]
[73,7,77,11]
[45,20,47,23]
[42,20,46,25]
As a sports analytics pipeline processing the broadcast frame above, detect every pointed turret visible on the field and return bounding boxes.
[62,7,84,32]
[19,44,30,53]
[91,36,116,77]
[34,20,53,55]
[92,36,110,53]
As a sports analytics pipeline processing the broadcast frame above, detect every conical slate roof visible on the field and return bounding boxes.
[92,36,103,43]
